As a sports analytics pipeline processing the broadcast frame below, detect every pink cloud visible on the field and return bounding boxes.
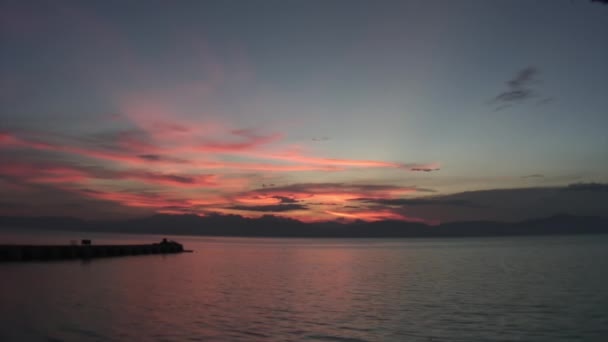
[2,124,439,175]
[118,98,222,143]
[79,189,189,209]
[225,183,435,222]
[74,187,233,216]
[233,146,440,171]
[1,134,348,172]
[246,183,419,199]
[0,132,13,143]
[2,112,441,222]
[0,160,225,189]
[192,132,284,153]
[234,195,283,205]
[0,163,89,184]
[231,183,422,216]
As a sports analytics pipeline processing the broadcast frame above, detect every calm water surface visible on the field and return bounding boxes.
[1,232,607,341]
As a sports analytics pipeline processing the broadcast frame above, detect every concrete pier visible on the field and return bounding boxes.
[0,241,186,262]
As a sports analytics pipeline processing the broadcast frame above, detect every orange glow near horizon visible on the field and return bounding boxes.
[325,210,429,223]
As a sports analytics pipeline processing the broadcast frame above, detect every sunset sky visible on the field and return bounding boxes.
[1,0,607,223]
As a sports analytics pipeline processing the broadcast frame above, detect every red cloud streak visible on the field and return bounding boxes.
[1,120,440,222]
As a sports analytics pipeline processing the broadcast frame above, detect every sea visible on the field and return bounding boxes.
[1,229,607,341]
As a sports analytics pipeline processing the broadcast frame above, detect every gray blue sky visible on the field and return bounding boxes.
[1,0,607,222]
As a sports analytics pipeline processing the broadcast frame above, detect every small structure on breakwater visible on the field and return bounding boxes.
[0,239,187,262]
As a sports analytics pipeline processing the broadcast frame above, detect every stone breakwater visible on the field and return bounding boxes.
[0,241,185,262]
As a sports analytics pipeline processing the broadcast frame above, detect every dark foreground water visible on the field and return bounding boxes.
[1,232,607,341]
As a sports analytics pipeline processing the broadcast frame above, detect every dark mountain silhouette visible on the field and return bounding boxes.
[1,213,607,238]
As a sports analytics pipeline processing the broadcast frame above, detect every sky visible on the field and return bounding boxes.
[1,0,607,223]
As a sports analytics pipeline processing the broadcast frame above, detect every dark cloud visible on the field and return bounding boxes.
[229,204,308,212]
[272,196,298,203]
[522,174,544,179]
[492,66,547,109]
[81,188,103,194]
[0,200,20,208]
[138,154,162,161]
[158,205,203,214]
[495,89,534,103]
[410,167,440,172]
[507,67,539,89]
[154,174,196,184]
[0,181,151,219]
[397,185,608,222]
[563,183,608,193]
[312,137,330,142]
[413,187,437,193]
[357,198,478,207]
[136,154,188,163]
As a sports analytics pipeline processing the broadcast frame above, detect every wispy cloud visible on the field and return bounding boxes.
[312,137,330,142]
[0,161,224,188]
[522,174,545,179]
[1,121,441,221]
[249,183,422,199]
[77,188,198,209]
[1,126,437,173]
[491,66,552,110]
[411,167,440,172]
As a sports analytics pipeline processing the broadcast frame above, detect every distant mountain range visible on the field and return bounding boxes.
[1,213,607,238]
